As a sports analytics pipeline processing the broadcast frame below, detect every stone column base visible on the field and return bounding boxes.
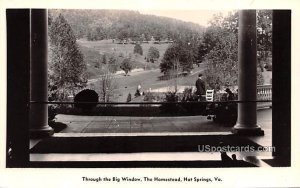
[232,126,264,136]
[30,126,54,138]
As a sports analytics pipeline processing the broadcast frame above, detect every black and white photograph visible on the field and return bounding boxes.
[1,0,300,187]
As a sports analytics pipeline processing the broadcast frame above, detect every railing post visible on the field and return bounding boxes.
[232,10,264,136]
[30,9,54,138]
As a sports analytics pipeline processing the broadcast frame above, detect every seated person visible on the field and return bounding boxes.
[225,88,235,101]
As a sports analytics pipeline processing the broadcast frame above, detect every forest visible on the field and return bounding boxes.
[49,9,205,42]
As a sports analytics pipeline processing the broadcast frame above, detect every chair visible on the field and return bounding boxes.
[206,89,214,102]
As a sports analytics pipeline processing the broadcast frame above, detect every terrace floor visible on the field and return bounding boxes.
[30,108,272,166]
[55,108,271,145]
[57,115,233,134]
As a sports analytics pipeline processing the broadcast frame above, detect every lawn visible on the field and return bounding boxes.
[78,39,171,59]
[78,39,205,102]
[90,64,206,102]
[77,39,272,103]
[78,39,171,79]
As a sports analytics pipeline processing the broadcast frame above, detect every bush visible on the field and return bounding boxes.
[144,92,155,102]
[181,87,198,102]
[126,93,132,102]
[74,89,99,113]
[159,91,181,114]
[165,91,179,102]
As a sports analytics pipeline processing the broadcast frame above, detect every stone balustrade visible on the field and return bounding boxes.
[257,84,272,108]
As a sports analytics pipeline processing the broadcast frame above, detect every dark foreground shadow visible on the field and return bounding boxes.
[48,121,68,133]
[29,160,257,168]
[31,135,261,153]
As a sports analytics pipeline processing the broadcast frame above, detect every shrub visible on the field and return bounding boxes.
[74,89,99,113]
[159,91,180,114]
[126,93,132,102]
[144,92,155,102]
[181,87,197,102]
[165,91,179,102]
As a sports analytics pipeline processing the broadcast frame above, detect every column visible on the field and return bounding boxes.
[7,9,31,167]
[272,10,291,163]
[30,9,54,138]
[232,10,264,136]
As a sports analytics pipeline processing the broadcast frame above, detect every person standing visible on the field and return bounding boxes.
[195,73,206,101]
[135,84,142,97]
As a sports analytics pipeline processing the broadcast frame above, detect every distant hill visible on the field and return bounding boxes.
[49,9,205,41]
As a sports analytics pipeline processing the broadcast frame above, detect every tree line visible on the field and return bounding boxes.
[49,9,204,42]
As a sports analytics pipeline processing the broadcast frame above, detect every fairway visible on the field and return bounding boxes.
[78,39,208,102]
[78,39,171,61]
[90,64,206,102]
[77,39,272,102]
[78,39,172,80]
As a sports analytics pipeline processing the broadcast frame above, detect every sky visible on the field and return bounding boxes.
[139,10,233,27]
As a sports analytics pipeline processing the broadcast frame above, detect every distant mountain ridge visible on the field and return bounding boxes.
[49,9,205,41]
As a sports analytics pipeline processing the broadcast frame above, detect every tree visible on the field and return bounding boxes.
[204,31,239,90]
[203,10,272,71]
[120,58,133,76]
[87,30,97,41]
[48,14,87,100]
[102,54,107,64]
[99,68,117,102]
[147,46,160,63]
[133,43,143,55]
[49,9,205,44]
[108,55,118,73]
[95,26,107,40]
[160,42,194,75]
[257,10,272,71]
[197,27,223,64]
[203,11,266,91]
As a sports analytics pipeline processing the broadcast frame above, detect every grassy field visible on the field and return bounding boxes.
[78,39,171,58]
[78,39,171,79]
[77,39,272,102]
[78,39,199,102]
[89,64,206,102]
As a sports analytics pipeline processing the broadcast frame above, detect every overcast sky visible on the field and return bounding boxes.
[139,10,233,27]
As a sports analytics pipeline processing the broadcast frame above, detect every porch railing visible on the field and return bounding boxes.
[257,84,272,108]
